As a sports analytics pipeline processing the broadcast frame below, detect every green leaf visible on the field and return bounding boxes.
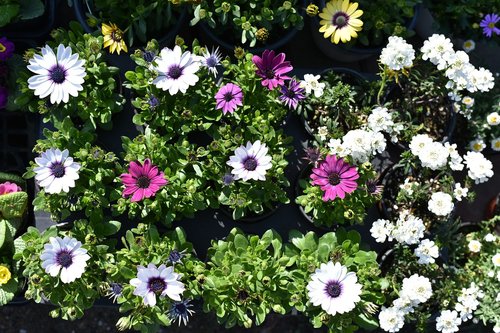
[0,191,28,219]
[119,266,136,279]
[233,234,248,250]
[19,0,44,20]
[0,4,20,27]
[0,278,18,305]
[100,220,121,236]
[354,312,379,330]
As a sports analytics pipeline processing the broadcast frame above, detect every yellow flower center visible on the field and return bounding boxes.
[473,143,483,151]
[0,265,11,285]
[494,141,500,149]
[0,43,5,53]
[489,22,496,29]
[111,30,123,42]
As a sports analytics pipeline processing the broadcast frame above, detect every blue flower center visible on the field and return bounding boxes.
[328,172,341,185]
[148,277,166,294]
[173,302,187,314]
[136,175,151,189]
[168,65,183,79]
[169,250,182,264]
[50,65,66,84]
[56,250,73,268]
[333,12,349,28]
[206,55,218,68]
[143,51,155,63]
[325,281,342,298]
[285,88,296,98]
[243,157,258,171]
[50,162,66,178]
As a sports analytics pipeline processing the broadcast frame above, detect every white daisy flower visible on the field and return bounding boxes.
[370,219,391,243]
[484,233,496,242]
[152,45,200,95]
[378,306,405,332]
[307,261,362,316]
[34,148,80,194]
[491,137,500,151]
[462,40,475,53]
[487,112,500,126]
[400,274,432,305]
[300,74,325,98]
[130,263,185,307]
[492,253,500,267]
[40,236,90,284]
[226,140,272,181]
[200,46,222,77]
[469,138,486,152]
[453,183,468,201]
[27,44,86,104]
[467,240,481,253]
[428,192,454,216]
[436,310,461,333]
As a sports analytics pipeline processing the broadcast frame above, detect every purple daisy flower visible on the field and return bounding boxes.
[310,154,359,201]
[0,37,14,61]
[0,86,7,109]
[252,50,293,90]
[215,83,243,115]
[480,13,500,38]
[279,79,305,110]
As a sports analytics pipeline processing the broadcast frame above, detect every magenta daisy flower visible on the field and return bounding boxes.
[279,79,305,110]
[0,37,15,61]
[252,50,293,90]
[480,13,500,38]
[310,154,359,201]
[120,159,168,202]
[215,83,243,115]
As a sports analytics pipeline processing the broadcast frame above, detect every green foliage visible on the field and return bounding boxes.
[0,0,44,27]
[202,228,291,328]
[190,0,304,47]
[107,224,204,332]
[284,229,384,332]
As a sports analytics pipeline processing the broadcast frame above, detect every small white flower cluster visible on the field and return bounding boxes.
[300,74,326,97]
[428,191,454,216]
[379,274,433,332]
[370,211,425,245]
[463,151,494,184]
[409,134,463,171]
[380,36,415,71]
[398,178,418,196]
[367,106,404,143]
[421,34,495,95]
[436,283,484,333]
[414,239,439,265]
[328,128,386,163]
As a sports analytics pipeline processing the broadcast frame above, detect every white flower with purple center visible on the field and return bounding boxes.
[27,44,86,104]
[306,261,362,316]
[226,141,272,181]
[40,236,90,283]
[130,263,185,307]
[34,148,80,194]
[152,45,200,95]
[201,46,222,77]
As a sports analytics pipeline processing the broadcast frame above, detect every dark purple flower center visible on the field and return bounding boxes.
[206,55,218,68]
[333,12,349,28]
[325,281,342,298]
[285,88,296,98]
[148,277,166,294]
[223,91,234,102]
[243,157,258,171]
[168,65,183,79]
[148,96,159,108]
[366,181,377,193]
[50,162,66,178]
[136,175,151,189]
[56,250,73,268]
[328,172,341,185]
[110,282,123,295]
[173,302,187,314]
[264,69,275,79]
[169,249,183,264]
[143,51,155,62]
[222,173,234,185]
[50,65,66,84]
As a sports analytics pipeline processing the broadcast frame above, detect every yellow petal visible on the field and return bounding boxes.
[350,9,363,19]
[110,43,117,54]
[333,31,341,44]
[341,0,349,13]
[121,42,128,53]
[346,2,359,15]
[319,12,333,20]
[349,18,363,27]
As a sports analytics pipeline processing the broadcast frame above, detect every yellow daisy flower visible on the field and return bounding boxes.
[0,265,11,285]
[102,23,128,55]
[319,0,363,44]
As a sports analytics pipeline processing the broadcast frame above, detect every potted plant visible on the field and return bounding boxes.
[0,172,28,305]
[72,0,188,49]
[284,228,385,332]
[375,34,495,148]
[106,224,204,332]
[310,0,421,62]
[201,228,290,328]
[189,0,306,51]
[296,68,377,144]
[0,0,56,40]
[295,127,385,228]
[15,22,125,133]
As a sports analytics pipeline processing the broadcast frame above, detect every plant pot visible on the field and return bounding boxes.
[1,0,57,41]
[311,1,420,62]
[485,192,500,221]
[198,0,307,53]
[220,203,281,223]
[299,67,369,138]
[73,0,188,48]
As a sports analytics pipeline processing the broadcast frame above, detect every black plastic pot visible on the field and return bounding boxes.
[73,0,188,48]
[198,0,307,53]
[1,0,57,41]
[220,203,281,223]
[311,1,420,62]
